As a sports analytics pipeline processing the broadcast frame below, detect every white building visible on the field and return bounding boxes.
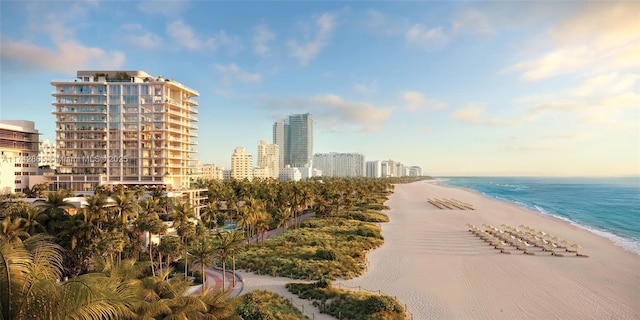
[222,169,232,180]
[409,166,423,177]
[50,70,199,191]
[313,152,365,177]
[0,120,39,194]
[366,160,382,178]
[201,163,223,180]
[39,138,57,168]
[256,140,279,179]
[231,147,253,180]
[279,165,302,182]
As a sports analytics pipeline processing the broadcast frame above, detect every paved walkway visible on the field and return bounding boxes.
[200,211,316,298]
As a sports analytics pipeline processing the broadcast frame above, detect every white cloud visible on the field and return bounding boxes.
[287,13,336,65]
[214,63,261,83]
[265,94,393,133]
[400,91,448,111]
[121,24,162,49]
[1,38,125,74]
[137,0,188,16]
[253,24,275,56]
[503,3,640,81]
[353,79,378,96]
[569,73,640,97]
[166,20,215,51]
[405,9,493,50]
[452,9,494,36]
[405,25,449,49]
[451,104,506,126]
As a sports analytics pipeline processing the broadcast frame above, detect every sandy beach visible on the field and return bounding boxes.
[339,180,640,319]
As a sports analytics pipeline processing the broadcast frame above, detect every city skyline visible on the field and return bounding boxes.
[1,1,638,177]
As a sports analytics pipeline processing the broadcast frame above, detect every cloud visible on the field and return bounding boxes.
[405,25,449,49]
[569,73,640,97]
[405,9,493,50]
[166,20,215,51]
[265,94,393,133]
[353,79,378,96]
[451,104,506,126]
[253,24,275,56]
[137,0,188,16]
[1,38,125,74]
[121,24,162,49]
[364,9,408,36]
[452,9,494,36]
[503,3,640,81]
[214,63,261,83]
[287,13,336,65]
[400,91,448,111]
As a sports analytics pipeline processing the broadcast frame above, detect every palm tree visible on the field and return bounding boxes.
[136,198,166,277]
[112,191,140,232]
[256,221,269,247]
[18,206,46,236]
[171,201,197,278]
[0,216,29,246]
[226,230,245,288]
[188,236,217,292]
[276,207,293,233]
[214,231,235,292]
[35,190,74,235]
[0,235,138,320]
[111,192,141,263]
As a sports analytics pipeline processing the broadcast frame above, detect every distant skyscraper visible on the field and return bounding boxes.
[230,147,253,180]
[272,119,288,168]
[256,140,279,179]
[366,160,382,178]
[273,113,313,168]
[313,152,365,177]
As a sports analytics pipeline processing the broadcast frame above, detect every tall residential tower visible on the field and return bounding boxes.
[273,113,313,168]
[50,70,199,191]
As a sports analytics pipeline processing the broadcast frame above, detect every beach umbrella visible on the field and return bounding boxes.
[572,243,582,254]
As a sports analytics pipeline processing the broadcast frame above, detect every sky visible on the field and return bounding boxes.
[0,1,638,177]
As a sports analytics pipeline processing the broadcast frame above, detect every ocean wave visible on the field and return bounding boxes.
[529,206,640,255]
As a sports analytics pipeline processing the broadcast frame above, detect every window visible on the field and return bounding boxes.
[15,180,22,184]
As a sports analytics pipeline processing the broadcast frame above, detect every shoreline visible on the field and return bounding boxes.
[342,180,640,319]
[433,178,640,256]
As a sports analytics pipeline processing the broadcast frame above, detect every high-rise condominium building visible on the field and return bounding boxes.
[366,160,382,178]
[313,152,366,177]
[51,70,199,191]
[273,113,313,168]
[409,166,423,177]
[0,120,39,194]
[231,147,253,180]
[256,140,279,179]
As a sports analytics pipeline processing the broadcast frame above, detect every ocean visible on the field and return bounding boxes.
[439,177,640,255]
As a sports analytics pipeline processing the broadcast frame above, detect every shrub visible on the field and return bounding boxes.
[315,249,337,261]
[315,278,331,288]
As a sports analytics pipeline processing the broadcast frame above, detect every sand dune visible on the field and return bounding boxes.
[341,180,640,319]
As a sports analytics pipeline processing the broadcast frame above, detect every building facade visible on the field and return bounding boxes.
[256,140,279,179]
[366,160,382,178]
[201,163,224,180]
[313,152,365,177]
[38,138,57,168]
[0,120,39,194]
[50,70,199,191]
[409,166,423,177]
[273,113,313,168]
[230,147,253,180]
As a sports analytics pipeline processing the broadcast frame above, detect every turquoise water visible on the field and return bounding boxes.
[440,177,640,255]
[222,223,237,231]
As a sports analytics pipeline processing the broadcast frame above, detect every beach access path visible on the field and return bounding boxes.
[339,180,640,319]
